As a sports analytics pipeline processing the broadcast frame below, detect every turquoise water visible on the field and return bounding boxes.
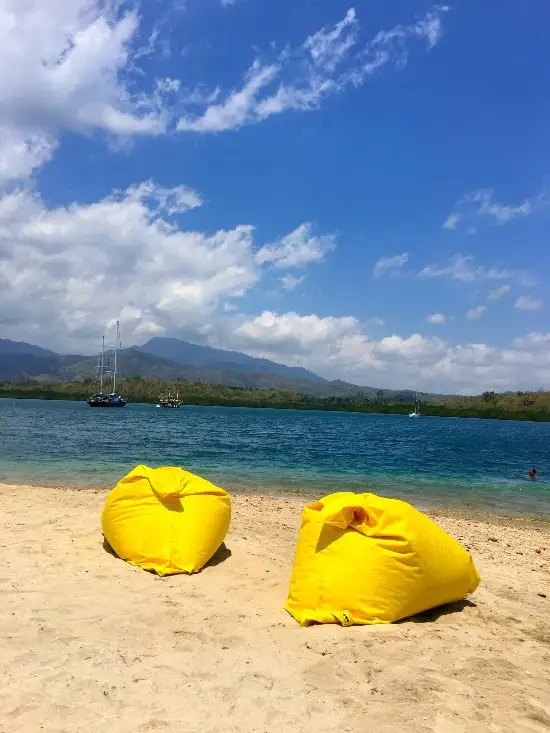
[1,399,549,516]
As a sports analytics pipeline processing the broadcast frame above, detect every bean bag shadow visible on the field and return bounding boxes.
[102,465,231,576]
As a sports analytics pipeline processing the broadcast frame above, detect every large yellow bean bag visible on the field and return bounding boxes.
[285,492,480,626]
[102,465,231,575]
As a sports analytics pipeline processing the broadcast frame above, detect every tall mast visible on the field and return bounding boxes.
[100,335,105,392]
[112,321,119,395]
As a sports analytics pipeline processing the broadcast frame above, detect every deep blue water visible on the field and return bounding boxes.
[1,399,549,516]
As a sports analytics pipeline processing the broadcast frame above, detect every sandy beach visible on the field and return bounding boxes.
[0,484,549,733]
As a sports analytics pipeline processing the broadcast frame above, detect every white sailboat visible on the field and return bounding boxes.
[409,392,420,418]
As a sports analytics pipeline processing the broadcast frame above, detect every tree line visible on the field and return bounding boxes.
[1,377,550,422]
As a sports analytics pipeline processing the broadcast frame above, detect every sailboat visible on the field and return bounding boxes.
[87,321,127,408]
[409,392,420,418]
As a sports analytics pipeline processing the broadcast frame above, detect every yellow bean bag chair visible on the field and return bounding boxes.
[102,465,231,575]
[285,492,480,626]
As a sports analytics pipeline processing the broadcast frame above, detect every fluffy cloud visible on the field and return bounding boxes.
[373,253,409,278]
[1,178,548,393]
[515,296,543,311]
[419,254,536,287]
[177,6,448,133]
[0,180,330,352]
[256,223,335,269]
[0,128,57,184]
[443,187,549,231]
[0,2,449,182]
[0,0,178,183]
[513,333,550,351]
[233,311,361,357]
[3,178,547,394]
[466,306,488,321]
[227,311,550,393]
[426,313,446,324]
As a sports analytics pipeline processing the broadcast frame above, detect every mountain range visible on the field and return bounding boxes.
[0,336,428,399]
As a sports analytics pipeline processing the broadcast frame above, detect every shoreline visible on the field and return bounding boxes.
[3,393,550,423]
[2,480,549,528]
[0,483,548,732]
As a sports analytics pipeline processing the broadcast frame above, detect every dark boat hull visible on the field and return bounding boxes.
[87,393,126,407]
[88,400,127,407]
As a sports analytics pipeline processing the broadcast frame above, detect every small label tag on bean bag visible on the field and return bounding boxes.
[336,610,353,627]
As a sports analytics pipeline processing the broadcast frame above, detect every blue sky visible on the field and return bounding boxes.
[0,0,548,393]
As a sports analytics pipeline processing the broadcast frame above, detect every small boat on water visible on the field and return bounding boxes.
[409,392,420,418]
[88,392,126,408]
[157,391,182,409]
[88,321,127,408]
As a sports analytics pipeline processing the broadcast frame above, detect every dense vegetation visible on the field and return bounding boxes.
[1,378,550,422]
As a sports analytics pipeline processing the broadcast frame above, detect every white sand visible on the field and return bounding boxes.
[0,484,549,733]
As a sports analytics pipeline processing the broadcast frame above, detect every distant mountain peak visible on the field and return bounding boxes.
[139,337,326,383]
[0,338,55,357]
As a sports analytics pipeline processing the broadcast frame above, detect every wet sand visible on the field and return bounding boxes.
[0,483,549,732]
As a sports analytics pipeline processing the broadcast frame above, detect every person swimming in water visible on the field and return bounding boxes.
[528,468,537,478]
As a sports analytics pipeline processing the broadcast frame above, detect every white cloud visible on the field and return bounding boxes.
[375,333,447,362]
[177,6,449,133]
[464,189,531,223]
[443,187,549,231]
[0,0,186,184]
[0,180,329,352]
[0,127,57,185]
[442,213,460,230]
[304,8,359,74]
[1,181,548,394]
[426,313,446,325]
[281,274,305,291]
[227,311,550,393]
[222,302,239,312]
[124,179,203,214]
[515,296,543,311]
[487,285,510,301]
[0,2,450,183]
[256,223,335,269]
[513,332,550,351]
[466,306,488,321]
[233,311,360,357]
[181,86,222,107]
[419,254,536,287]
[0,2,450,184]
[373,253,409,278]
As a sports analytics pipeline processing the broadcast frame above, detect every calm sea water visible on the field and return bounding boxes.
[0,399,549,517]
